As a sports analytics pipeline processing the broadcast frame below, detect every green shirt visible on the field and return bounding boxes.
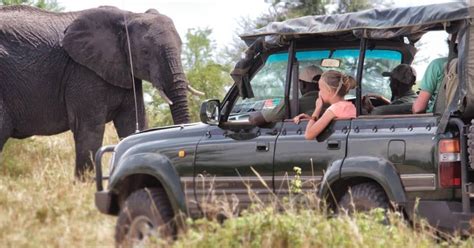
[262,91,318,122]
[419,57,448,113]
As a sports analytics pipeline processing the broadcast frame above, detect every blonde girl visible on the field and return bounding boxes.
[293,70,356,140]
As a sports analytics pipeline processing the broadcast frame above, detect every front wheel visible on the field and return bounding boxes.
[115,187,175,246]
[338,182,389,213]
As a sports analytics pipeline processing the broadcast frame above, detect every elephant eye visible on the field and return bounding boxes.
[141,49,150,56]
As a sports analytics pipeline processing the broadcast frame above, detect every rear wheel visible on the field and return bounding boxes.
[338,182,389,213]
[467,120,474,168]
[115,187,175,246]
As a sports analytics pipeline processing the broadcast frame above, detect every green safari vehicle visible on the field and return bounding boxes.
[95,2,474,244]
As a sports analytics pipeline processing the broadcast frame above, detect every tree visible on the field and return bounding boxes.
[224,0,394,65]
[146,28,232,127]
[1,0,64,12]
[336,0,371,13]
[336,0,393,14]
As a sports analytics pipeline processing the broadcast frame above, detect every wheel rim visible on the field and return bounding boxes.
[128,216,156,244]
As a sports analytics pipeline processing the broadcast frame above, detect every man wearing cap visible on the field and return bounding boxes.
[412,57,448,113]
[364,64,417,115]
[249,65,323,126]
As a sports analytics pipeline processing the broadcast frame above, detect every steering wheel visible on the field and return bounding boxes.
[362,94,391,113]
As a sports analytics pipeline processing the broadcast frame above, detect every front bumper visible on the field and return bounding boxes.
[406,200,474,234]
[95,191,118,215]
[95,145,117,215]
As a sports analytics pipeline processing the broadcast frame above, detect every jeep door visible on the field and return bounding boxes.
[345,48,442,201]
[194,52,288,215]
[273,49,361,195]
[275,119,351,194]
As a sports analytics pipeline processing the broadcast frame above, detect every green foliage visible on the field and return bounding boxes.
[290,166,302,194]
[1,130,474,247]
[0,0,64,11]
[183,28,213,69]
[169,203,472,248]
[336,0,393,14]
[223,0,394,65]
[336,0,371,14]
[255,0,327,30]
[146,28,232,127]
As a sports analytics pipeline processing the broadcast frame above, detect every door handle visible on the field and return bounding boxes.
[265,129,278,136]
[256,142,270,152]
[327,140,341,150]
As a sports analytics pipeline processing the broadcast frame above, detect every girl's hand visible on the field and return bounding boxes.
[293,113,310,124]
[315,97,323,108]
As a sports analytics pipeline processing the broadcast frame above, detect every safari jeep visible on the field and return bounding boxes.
[95,2,474,244]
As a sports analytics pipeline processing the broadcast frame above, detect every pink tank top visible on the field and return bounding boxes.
[327,101,356,119]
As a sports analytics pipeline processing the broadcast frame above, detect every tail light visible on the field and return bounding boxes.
[438,139,461,188]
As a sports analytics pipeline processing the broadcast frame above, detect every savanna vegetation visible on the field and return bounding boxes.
[1,0,473,247]
[1,131,473,247]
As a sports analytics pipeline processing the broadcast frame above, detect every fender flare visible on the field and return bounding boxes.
[108,152,187,216]
[317,159,343,200]
[319,156,407,205]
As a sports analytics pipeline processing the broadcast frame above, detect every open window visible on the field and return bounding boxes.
[227,52,288,123]
[361,30,451,117]
[225,45,414,123]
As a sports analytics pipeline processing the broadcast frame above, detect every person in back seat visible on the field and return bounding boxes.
[412,57,448,113]
[364,64,417,115]
[249,65,323,126]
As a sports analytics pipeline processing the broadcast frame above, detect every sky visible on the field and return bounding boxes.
[57,0,461,77]
[57,0,270,49]
[57,0,461,48]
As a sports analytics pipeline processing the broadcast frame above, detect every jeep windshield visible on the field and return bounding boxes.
[229,48,402,120]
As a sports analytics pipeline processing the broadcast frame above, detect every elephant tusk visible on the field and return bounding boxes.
[187,85,205,96]
[158,89,173,105]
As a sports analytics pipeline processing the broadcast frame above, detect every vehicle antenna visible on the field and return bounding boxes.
[123,14,140,133]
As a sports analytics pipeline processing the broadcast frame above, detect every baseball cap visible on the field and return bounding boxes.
[299,65,323,83]
[382,64,416,85]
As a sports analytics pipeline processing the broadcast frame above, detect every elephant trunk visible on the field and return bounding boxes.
[163,47,190,124]
[168,77,190,124]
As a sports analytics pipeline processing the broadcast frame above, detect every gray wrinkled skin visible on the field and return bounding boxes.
[0,5,190,179]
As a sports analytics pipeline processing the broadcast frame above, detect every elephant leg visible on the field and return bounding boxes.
[0,101,13,153]
[113,90,146,139]
[71,122,105,180]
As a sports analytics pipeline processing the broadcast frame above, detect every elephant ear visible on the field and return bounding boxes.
[62,8,133,89]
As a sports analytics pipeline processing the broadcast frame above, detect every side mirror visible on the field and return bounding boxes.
[200,99,220,125]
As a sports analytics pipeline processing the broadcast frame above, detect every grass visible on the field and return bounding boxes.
[0,125,118,247]
[0,125,473,247]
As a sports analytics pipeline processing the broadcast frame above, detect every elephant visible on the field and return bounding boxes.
[0,5,202,179]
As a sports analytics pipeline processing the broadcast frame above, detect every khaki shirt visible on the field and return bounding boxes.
[371,90,417,115]
[390,90,417,105]
[262,91,318,122]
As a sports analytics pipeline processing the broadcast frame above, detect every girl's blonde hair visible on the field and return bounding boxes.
[321,70,356,97]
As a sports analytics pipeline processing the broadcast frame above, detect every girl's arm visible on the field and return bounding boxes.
[304,110,336,140]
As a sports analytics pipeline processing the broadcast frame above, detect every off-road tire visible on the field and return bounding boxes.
[338,182,389,213]
[467,119,474,168]
[115,187,175,246]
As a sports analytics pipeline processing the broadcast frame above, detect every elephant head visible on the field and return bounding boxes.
[62,7,202,124]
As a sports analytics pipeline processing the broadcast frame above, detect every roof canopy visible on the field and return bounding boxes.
[240,2,471,46]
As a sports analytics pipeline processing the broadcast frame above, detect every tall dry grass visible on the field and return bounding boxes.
[0,124,473,247]
[0,124,118,247]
